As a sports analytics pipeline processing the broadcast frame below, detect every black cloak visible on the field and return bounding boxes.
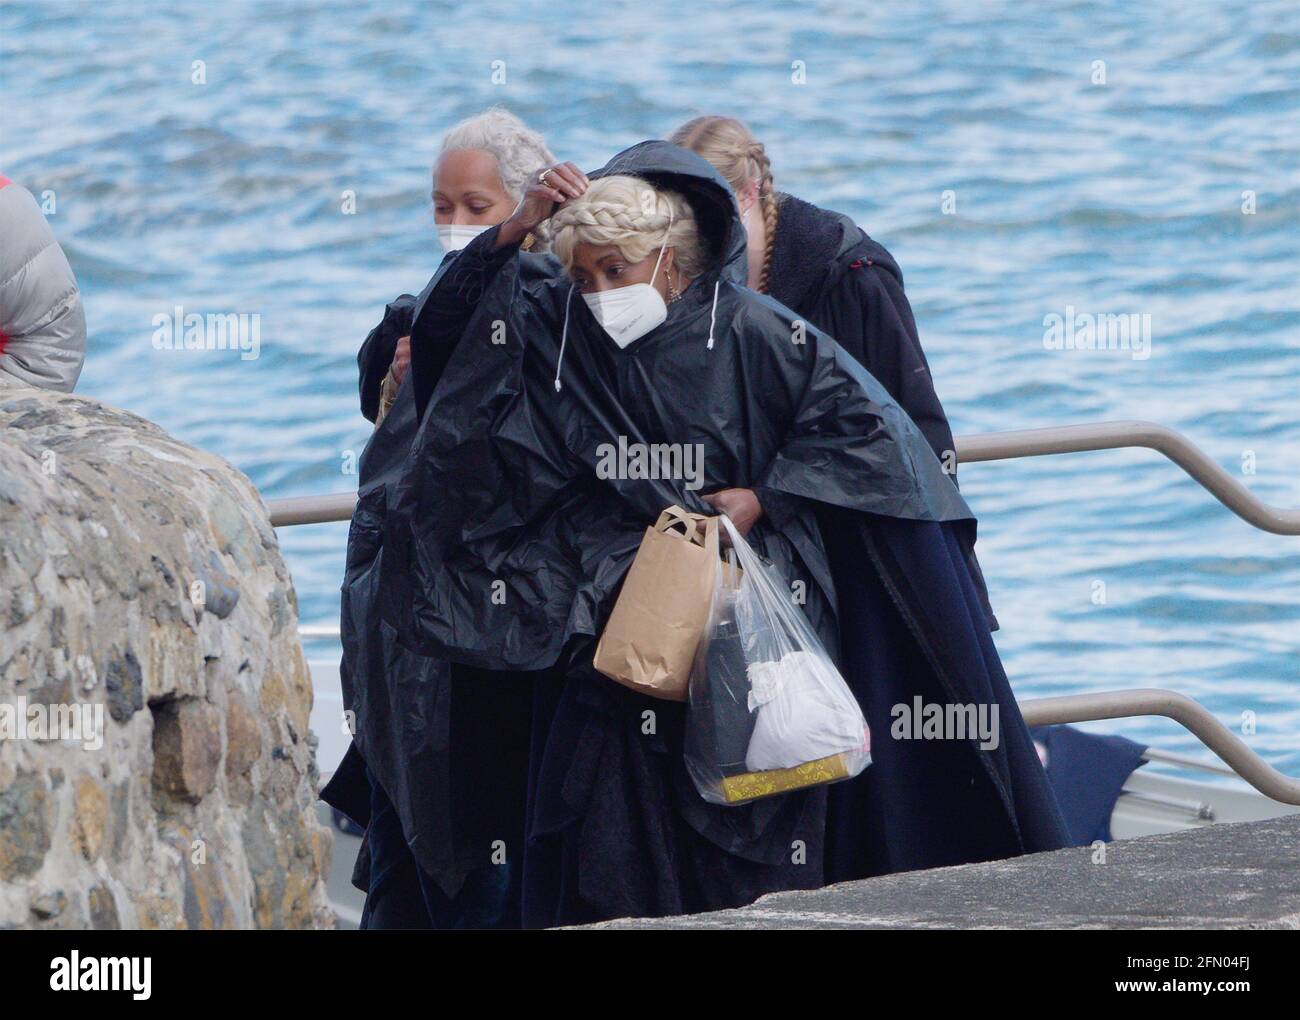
[330,276,529,903]
[767,191,998,630]
[767,193,954,470]
[320,297,419,859]
[372,141,1066,926]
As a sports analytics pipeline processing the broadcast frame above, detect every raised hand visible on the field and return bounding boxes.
[496,162,589,248]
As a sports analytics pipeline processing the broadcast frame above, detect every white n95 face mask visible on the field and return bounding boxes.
[436,223,489,252]
[582,279,667,348]
[582,205,674,349]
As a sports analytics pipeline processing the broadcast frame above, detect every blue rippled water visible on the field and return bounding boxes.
[3,0,1298,770]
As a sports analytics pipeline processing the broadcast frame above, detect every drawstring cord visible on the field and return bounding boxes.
[554,283,575,392]
[706,279,720,350]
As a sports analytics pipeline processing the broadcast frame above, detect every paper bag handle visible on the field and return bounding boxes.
[654,504,718,555]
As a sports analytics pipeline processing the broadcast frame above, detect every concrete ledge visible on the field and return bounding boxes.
[581,815,1300,929]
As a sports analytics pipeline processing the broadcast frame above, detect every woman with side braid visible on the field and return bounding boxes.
[669,114,998,633]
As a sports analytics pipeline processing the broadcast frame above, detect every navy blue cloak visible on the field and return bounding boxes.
[767,191,998,630]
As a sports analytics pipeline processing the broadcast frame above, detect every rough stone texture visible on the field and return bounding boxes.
[151,697,223,804]
[0,385,333,929]
[580,814,1300,929]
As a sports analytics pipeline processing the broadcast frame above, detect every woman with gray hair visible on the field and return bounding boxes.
[357,107,555,422]
[324,108,563,929]
[432,107,556,251]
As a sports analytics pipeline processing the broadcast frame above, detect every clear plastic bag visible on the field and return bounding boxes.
[684,515,871,805]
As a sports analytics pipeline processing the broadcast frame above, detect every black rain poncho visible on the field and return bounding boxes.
[332,277,536,905]
[374,141,1067,925]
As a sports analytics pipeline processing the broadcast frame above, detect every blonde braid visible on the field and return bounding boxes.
[552,197,664,235]
[668,115,780,292]
[550,176,709,278]
[750,142,779,294]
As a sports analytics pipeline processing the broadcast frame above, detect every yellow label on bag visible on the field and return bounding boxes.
[717,752,854,803]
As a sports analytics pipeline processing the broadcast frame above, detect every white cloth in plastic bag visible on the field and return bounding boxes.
[745,650,868,771]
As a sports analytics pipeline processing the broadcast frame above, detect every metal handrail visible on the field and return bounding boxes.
[266,420,1300,533]
[267,421,1300,806]
[956,420,1300,536]
[1020,689,1300,805]
[1141,746,1238,777]
[267,491,358,527]
[299,624,343,639]
[1116,787,1215,822]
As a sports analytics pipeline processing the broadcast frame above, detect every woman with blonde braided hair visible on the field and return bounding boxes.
[669,116,954,447]
[379,139,1067,925]
[670,115,998,635]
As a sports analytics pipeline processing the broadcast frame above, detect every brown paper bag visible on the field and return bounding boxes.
[594,505,720,701]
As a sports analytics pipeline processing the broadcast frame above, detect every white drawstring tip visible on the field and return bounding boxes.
[554,283,576,395]
[706,279,720,350]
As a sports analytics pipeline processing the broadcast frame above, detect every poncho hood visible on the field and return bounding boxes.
[589,139,748,285]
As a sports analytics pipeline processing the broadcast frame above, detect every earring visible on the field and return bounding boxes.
[667,273,682,304]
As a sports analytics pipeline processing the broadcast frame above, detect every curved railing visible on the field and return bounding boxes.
[1020,690,1300,805]
[266,419,1300,804]
[267,420,1300,534]
[956,420,1300,536]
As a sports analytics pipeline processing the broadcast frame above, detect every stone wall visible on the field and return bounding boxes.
[0,384,333,929]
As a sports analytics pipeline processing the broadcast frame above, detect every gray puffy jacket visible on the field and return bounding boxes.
[0,175,86,391]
